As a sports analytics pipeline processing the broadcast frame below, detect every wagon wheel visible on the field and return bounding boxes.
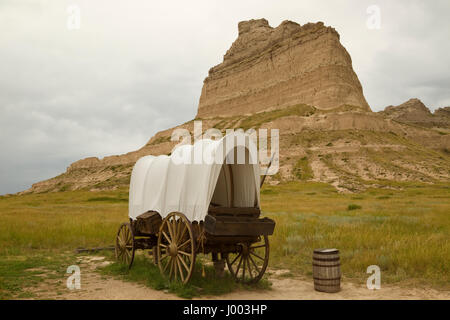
[157,212,196,284]
[226,235,269,284]
[115,222,135,269]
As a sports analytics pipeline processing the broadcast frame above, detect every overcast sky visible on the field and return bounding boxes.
[1,0,449,195]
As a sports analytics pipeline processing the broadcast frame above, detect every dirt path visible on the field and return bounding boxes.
[28,256,449,300]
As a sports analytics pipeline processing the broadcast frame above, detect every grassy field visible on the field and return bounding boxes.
[0,181,449,298]
[262,182,450,288]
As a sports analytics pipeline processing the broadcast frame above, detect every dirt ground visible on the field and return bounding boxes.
[27,256,449,300]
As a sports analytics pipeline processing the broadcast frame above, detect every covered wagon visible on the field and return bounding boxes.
[115,131,275,284]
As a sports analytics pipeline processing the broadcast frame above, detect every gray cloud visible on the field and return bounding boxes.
[1,0,449,194]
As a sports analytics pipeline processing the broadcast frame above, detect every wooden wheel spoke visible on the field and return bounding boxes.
[159,243,167,248]
[173,219,179,242]
[173,257,178,281]
[176,220,182,242]
[250,244,266,249]
[178,239,191,249]
[250,251,265,261]
[178,225,187,243]
[162,257,171,273]
[172,219,180,242]
[168,258,174,279]
[167,220,175,240]
[126,235,133,245]
[230,252,242,266]
[176,257,185,282]
[182,255,191,267]
[178,250,191,257]
[162,231,172,244]
[242,257,246,280]
[178,254,190,272]
[248,254,260,274]
[117,236,125,247]
[235,254,243,277]
[246,256,253,276]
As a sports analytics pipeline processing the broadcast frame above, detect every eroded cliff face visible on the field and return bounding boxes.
[197,19,371,118]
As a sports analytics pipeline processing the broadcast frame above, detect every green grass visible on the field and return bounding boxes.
[0,252,72,299]
[206,104,316,133]
[261,181,450,288]
[100,254,270,299]
[87,196,128,203]
[0,181,449,298]
[0,189,129,253]
[238,104,316,130]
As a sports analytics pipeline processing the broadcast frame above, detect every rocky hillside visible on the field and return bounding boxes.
[197,19,370,118]
[24,19,450,194]
[379,98,450,129]
[435,106,450,118]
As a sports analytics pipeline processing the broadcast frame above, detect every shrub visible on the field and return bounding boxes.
[293,157,313,181]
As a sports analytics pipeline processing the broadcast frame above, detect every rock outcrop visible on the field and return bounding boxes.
[197,19,371,118]
[434,106,450,119]
[380,98,450,129]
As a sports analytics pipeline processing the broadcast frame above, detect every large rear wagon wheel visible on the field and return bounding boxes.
[226,235,269,284]
[115,222,135,269]
[157,212,196,284]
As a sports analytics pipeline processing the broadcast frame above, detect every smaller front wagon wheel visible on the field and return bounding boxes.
[115,222,135,269]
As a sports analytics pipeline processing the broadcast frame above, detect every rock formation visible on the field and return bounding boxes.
[380,98,450,129]
[20,19,450,194]
[434,106,450,119]
[197,19,371,118]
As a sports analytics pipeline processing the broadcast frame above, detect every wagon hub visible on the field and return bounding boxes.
[241,243,250,257]
[168,243,178,257]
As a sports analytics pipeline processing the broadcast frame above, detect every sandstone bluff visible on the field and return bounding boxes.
[197,19,370,118]
[24,19,449,194]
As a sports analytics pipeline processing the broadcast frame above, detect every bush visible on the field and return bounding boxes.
[293,157,313,181]
[347,204,362,210]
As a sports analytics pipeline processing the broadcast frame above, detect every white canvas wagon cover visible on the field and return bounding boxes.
[129,132,260,222]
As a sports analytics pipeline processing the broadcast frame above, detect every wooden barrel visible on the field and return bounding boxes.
[313,248,341,293]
